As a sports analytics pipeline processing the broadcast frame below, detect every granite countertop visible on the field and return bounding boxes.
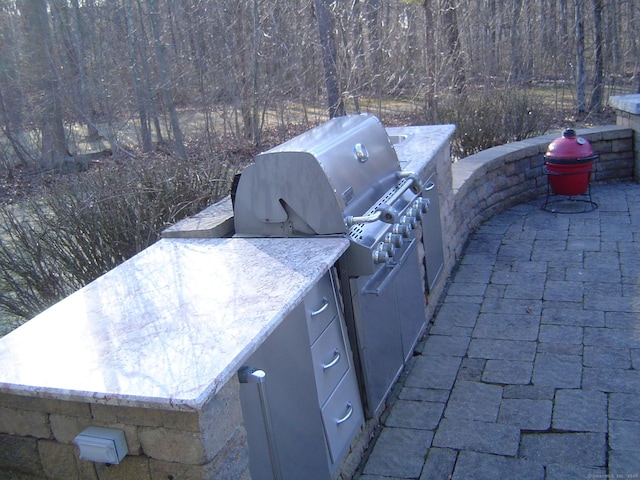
[609,93,640,114]
[0,236,349,410]
[387,125,456,172]
[162,195,235,239]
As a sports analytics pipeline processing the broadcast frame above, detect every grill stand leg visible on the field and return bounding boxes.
[541,166,598,214]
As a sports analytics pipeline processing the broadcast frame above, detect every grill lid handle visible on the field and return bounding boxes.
[344,172,422,226]
[345,210,382,226]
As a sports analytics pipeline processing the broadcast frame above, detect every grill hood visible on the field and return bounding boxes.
[233,114,401,236]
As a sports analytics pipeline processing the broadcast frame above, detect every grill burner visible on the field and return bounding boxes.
[233,114,429,417]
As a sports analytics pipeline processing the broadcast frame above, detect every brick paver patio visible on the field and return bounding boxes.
[356,183,640,479]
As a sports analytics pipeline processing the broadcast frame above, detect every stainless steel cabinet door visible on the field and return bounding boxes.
[421,173,445,292]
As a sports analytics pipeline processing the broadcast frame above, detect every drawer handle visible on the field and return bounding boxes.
[311,297,330,317]
[322,349,341,370]
[336,402,353,425]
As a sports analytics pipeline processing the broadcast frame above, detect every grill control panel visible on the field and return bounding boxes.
[345,174,428,275]
[369,193,430,267]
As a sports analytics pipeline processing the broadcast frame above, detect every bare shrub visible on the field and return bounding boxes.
[0,154,235,324]
[432,87,553,160]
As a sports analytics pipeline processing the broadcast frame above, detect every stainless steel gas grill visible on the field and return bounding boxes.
[234,114,430,420]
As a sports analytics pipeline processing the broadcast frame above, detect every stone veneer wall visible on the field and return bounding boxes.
[614,108,640,179]
[443,125,634,266]
[0,379,249,479]
[0,125,635,480]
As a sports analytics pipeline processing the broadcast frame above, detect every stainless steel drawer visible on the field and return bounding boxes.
[311,317,349,405]
[320,371,364,464]
[305,273,338,343]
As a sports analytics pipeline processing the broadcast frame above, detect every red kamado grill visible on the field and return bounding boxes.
[544,128,598,195]
[542,128,598,212]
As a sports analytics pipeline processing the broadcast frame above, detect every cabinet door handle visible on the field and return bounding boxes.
[322,349,341,370]
[311,297,330,317]
[336,402,353,425]
[237,366,282,479]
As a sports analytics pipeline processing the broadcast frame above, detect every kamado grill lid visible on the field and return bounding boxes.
[545,128,596,161]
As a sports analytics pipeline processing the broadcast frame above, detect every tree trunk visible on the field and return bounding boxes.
[489,0,499,76]
[0,88,29,167]
[124,0,152,152]
[231,1,255,140]
[509,0,524,83]
[0,6,29,167]
[19,0,70,169]
[146,0,186,158]
[557,0,571,107]
[314,0,344,118]
[252,0,261,145]
[442,0,465,93]
[575,0,587,114]
[68,0,100,141]
[135,0,164,146]
[588,0,604,112]
[365,0,382,74]
[422,0,436,119]
[365,0,383,112]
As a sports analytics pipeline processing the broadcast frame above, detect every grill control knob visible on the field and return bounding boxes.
[400,215,416,228]
[372,249,390,264]
[392,223,411,238]
[379,241,396,257]
[405,207,421,220]
[413,197,430,213]
[385,232,403,248]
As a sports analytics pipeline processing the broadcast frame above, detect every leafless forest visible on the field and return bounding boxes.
[0,0,639,171]
[0,0,639,329]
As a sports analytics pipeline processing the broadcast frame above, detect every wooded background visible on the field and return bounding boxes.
[0,0,638,170]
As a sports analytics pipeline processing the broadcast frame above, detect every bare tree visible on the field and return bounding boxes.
[135,0,165,147]
[19,0,70,170]
[420,0,437,115]
[509,0,524,83]
[589,0,604,111]
[251,0,261,145]
[124,0,152,152]
[0,2,29,168]
[314,0,345,118]
[146,0,186,158]
[575,0,587,114]
[68,0,101,141]
[441,0,465,92]
[1,0,638,171]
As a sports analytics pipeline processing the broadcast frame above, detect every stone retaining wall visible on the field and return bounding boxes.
[0,380,249,479]
[444,125,634,267]
[614,112,640,179]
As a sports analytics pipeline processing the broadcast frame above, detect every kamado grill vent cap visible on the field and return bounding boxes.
[545,128,596,161]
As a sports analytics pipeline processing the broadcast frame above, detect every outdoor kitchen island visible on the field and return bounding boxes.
[0,236,361,479]
[0,118,456,480]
